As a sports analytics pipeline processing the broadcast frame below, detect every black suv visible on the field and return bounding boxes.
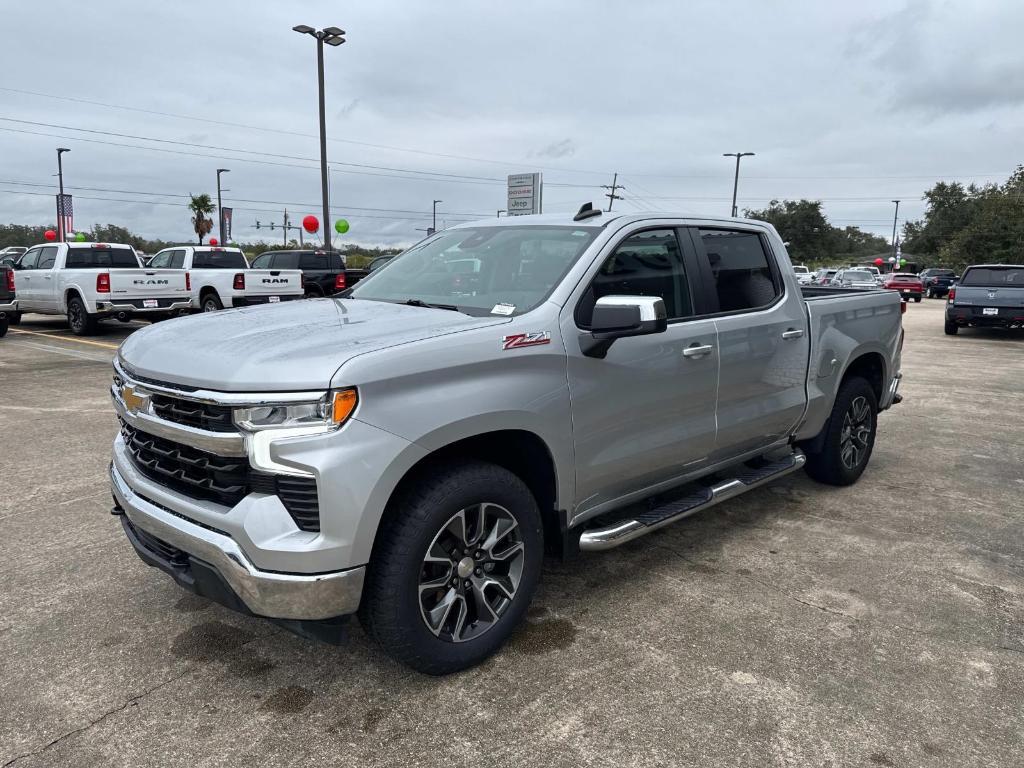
[919,268,958,298]
[250,250,367,297]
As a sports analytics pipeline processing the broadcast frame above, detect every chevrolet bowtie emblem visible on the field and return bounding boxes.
[121,384,148,414]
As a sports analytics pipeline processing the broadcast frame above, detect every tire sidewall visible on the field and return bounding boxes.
[826,378,878,484]
[369,465,543,672]
[202,295,222,312]
[67,297,88,335]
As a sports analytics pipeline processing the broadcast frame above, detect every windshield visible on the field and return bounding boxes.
[961,266,1024,286]
[793,266,808,274]
[845,271,873,281]
[65,246,139,268]
[348,225,599,315]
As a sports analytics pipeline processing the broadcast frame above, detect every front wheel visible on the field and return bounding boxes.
[359,461,543,675]
[67,296,98,336]
[804,376,878,486]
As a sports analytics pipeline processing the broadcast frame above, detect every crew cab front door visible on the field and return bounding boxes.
[564,226,719,520]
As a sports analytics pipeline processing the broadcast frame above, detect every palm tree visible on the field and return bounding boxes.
[188,194,216,244]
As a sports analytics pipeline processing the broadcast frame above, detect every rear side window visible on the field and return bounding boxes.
[65,246,139,268]
[271,252,299,269]
[960,267,1024,286]
[577,229,692,326]
[299,253,330,270]
[698,229,780,312]
[192,250,247,269]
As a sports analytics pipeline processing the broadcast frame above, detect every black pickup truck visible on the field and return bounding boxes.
[0,265,15,337]
[919,268,958,298]
[249,249,369,297]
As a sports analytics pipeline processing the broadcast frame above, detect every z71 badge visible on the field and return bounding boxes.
[501,331,551,350]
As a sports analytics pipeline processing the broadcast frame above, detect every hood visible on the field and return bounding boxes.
[118,298,508,391]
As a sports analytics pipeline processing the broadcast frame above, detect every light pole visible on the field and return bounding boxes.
[56,148,70,241]
[890,200,900,266]
[723,152,755,217]
[216,168,230,244]
[433,199,442,233]
[293,24,346,251]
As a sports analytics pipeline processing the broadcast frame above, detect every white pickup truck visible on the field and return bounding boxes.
[10,242,192,335]
[146,246,304,312]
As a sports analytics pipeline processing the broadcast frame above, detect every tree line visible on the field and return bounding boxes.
[901,165,1024,272]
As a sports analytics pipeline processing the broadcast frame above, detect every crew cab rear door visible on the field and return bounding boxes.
[686,225,810,460]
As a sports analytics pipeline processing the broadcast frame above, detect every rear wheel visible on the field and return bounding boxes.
[359,461,543,675]
[914,296,922,303]
[6,311,20,325]
[944,318,959,335]
[201,293,223,313]
[0,315,8,337]
[804,376,878,486]
[67,296,98,336]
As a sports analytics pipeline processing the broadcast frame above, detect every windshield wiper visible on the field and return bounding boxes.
[401,298,461,312]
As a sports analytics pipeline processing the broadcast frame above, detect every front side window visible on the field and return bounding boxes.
[19,248,41,270]
[577,229,692,326]
[349,225,599,316]
[699,229,780,312]
[148,252,171,268]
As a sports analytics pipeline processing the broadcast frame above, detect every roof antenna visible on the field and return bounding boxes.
[574,202,603,222]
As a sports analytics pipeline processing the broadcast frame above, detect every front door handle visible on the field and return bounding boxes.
[682,343,714,358]
[781,329,804,339]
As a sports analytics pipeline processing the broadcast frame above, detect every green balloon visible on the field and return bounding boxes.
[899,258,907,266]
[74,232,87,242]
[334,219,350,234]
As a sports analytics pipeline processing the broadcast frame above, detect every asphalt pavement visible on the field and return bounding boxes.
[1,302,1021,767]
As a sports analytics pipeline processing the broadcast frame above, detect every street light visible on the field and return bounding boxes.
[216,168,230,244]
[723,151,755,217]
[890,200,901,265]
[56,148,71,241]
[433,199,443,232]
[293,23,347,250]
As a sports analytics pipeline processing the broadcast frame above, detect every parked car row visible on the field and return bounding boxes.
[2,242,372,335]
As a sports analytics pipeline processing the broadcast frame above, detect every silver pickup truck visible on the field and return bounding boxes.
[109,210,903,674]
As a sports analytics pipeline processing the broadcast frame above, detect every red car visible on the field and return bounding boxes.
[882,272,923,302]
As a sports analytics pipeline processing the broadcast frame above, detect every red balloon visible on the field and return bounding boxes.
[44,229,57,242]
[209,238,219,246]
[302,215,320,233]
[874,258,884,266]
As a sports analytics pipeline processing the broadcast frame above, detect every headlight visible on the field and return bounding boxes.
[233,388,358,432]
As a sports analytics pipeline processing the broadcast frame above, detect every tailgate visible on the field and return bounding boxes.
[244,269,304,296]
[109,269,189,298]
[953,286,1024,309]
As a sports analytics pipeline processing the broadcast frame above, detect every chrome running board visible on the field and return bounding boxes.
[578,451,806,552]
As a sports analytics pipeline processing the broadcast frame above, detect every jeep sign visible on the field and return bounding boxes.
[507,173,542,216]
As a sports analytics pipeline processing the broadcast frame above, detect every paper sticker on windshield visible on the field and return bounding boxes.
[491,303,516,316]
[502,331,551,351]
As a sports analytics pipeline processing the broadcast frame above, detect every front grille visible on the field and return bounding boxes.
[120,421,321,531]
[150,394,235,433]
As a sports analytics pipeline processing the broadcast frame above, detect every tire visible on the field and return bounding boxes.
[944,318,959,335]
[914,296,922,303]
[67,295,98,336]
[6,311,20,325]
[201,293,223,313]
[925,288,933,299]
[804,376,878,486]
[0,316,7,338]
[359,461,543,675]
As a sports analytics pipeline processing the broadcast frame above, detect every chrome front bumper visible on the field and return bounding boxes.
[111,463,365,620]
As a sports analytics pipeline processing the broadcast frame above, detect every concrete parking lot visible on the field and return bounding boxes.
[1,302,1021,768]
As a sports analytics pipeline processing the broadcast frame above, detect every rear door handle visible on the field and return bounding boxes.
[682,343,714,358]
[781,329,804,339]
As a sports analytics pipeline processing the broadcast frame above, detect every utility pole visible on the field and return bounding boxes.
[293,24,346,252]
[216,168,230,244]
[723,152,755,217]
[433,200,443,232]
[890,200,900,265]
[602,173,624,212]
[56,148,70,241]
[254,210,303,246]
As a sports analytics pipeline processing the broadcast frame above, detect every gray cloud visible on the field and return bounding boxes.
[0,0,1022,247]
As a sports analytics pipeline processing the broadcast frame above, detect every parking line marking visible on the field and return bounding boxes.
[9,328,121,350]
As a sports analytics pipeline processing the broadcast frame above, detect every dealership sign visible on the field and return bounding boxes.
[507,173,543,216]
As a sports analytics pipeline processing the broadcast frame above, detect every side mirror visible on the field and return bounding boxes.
[580,295,667,358]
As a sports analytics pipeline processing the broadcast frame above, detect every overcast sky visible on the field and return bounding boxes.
[1,0,1021,249]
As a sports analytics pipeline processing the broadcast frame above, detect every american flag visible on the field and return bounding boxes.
[56,194,73,236]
